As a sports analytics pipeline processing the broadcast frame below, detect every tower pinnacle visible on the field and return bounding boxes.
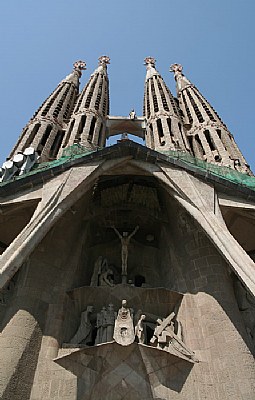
[170,64,251,174]
[10,62,83,161]
[143,57,190,153]
[60,56,110,152]
[144,57,156,68]
[73,60,87,76]
[170,63,192,93]
[144,57,159,80]
[98,55,110,66]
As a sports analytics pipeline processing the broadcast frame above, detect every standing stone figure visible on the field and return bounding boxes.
[135,314,146,344]
[90,256,108,286]
[70,305,94,345]
[113,300,135,346]
[102,304,116,343]
[112,226,139,275]
[95,306,107,345]
[129,109,136,119]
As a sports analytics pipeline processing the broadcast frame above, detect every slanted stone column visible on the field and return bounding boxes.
[0,307,43,399]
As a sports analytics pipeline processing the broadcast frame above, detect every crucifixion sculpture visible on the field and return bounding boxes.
[112,225,139,277]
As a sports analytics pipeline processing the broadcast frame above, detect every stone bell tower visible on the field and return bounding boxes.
[0,57,255,400]
[170,63,251,174]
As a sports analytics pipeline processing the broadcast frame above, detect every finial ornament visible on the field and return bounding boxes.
[98,55,110,66]
[170,63,191,92]
[169,64,183,80]
[73,60,87,76]
[144,57,156,67]
[170,63,183,76]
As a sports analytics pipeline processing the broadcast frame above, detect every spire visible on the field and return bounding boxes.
[144,57,159,80]
[143,57,190,153]
[10,61,86,162]
[60,56,110,152]
[170,64,251,174]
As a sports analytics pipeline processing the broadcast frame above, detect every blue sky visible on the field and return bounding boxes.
[0,0,254,170]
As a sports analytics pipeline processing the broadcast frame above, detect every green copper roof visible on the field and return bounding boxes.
[1,143,255,193]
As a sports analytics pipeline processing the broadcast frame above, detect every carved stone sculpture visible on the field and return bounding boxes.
[99,268,114,287]
[95,306,107,345]
[70,305,94,345]
[90,256,108,286]
[95,304,116,345]
[134,314,146,344]
[150,312,198,361]
[129,109,136,119]
[102,304,116,343]
[112,226,139,276]
[113,300,135,346]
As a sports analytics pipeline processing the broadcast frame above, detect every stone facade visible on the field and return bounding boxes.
[0,59,255,399]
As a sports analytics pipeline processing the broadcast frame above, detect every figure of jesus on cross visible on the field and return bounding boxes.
[112,225,139,277]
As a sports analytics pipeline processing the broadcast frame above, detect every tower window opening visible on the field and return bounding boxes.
[166,118,174,139]
[95,81,103,110]
[63,119,75,147]
[98,123,104,147]
[74,81,90,113]
[75,115,86,140]
[49,130,64,159]
[53,86,70,118]
[146,85,151,118]
[151,80,159,113]
[188,135,194,154]
[38,125,52,153]
[186,90,204,123]
[63,87,77,120]
[102,99,107,115]
[178,122,186,147]
[217,129,233,154]
[181,93,193,124]
[41,86,63,116]
[157,80,169,111]
[157,119,165,145]
[143,92,146,116]
[88,116,96,142]
[216,129,221,139]
[193,89,216,122]
[85,75,98,109]
[24,123,41,148]
[195,134,205,156]
[165,86,179,115]
[63,104,70,120]
[204,130,216,151]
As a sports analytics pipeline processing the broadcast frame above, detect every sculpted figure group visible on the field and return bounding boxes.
[69,299,197,361]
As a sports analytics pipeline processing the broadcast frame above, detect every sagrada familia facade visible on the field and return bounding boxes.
[0,56,255,400]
